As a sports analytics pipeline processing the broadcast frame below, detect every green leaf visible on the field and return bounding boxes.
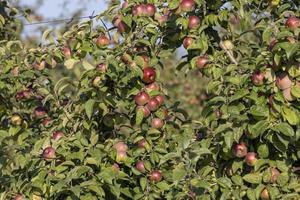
[156,181,171,191]
[85,99,95,120]
[242,173,262,184]
[172,163,186,182]
[140,177,147,191]
[135,108,144,125]
[82,60,95,70]
[247,120,269,139]
[229,89,249,102]
[272,123,294,137]
[64,58,79,69]
[281,106,299,125]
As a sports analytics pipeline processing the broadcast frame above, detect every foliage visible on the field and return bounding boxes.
[0,0,300,200]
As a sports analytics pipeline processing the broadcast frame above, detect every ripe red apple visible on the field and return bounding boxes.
[196,56,208,68]
[63,46,71,58]
[135,91,150,106]
[188,15,200,29]
[143,67,156,84]
[96,35,110,47]
[13,194,23,200]
[276,72,292,90]
[245,152,257,166]
[135,160,145,172]
[15,89,32,101]
[149,170,162,182]
[180,0,195,12]
[116,151,127,163]
[270,168,280,183]
[145,4,156,17]
[52,131,64,141]
[282,87,295,101]
[132,4,146,16]
[146,98,160,111]
[96,63,107,72]
[285,16,299,29]
[145,82,160,92]
[136,106,151,118]
[42,118,51,126]
[260,188,270,200]
[222,40,234,50]
[155,14,168,25]
[42,146,56,160]
[11,114,22,126]
[34,106,47,118]
[151,118,164,129]
[155,95,164,106]
[114,141,128,152]
[138,139,146,149]
[251,71,265,86]
[183,37,193,49]
[232,143,248,158]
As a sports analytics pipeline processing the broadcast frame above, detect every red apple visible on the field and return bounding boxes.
[138,139,146,149]
[276,72,292,90]
[96,63,107,72]
[285,16,299,29]
[155,95,164,106]
[155,14,168,25]
[112,163,120,173]
[135,91,150,106]
[96,35,110,47]
[260,188,270,200]
[183,37,193,49]
[151,118,164,129]
[180,0,195,12]
[145,4,156,17]
[136,106,151,118]
[52,131,64,141]
[42,118,51,126]
[33,61,45,71]
[113,15,122,27]
[121,1,128,9]
[34,106,47,118]
[63,46,71,58]
[42,146,56,160]
[15,89,32,101]
[132,4,146,16]
[114,141,128,152]
[282,87,295,101]
[232,143,248,158]
[245,152,257,166]
[11,114,22,126]
[145,82,160,92]
[251,71,265,86]
[196,56,208,68]
[136,160,145,172]
[146,98,160,111]
[270,168,280,183]
[13,194,23,200]
[143,67,156,84]
[149,170,162,182]
[188,15,200,29]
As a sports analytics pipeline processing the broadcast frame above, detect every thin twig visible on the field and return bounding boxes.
[219,42,238,65]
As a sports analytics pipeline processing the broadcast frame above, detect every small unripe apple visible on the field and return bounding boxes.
[196,56,208,68]
[155,95,164,106]
[138,139,146,149]
[251,71,265,86]
[145,4,156,17]
[145,82,160,92]
[270,168,280,183]
[11,114,22,126]
[13,194,23,200]
[151,118,164,129]
[63,46,71,58]
[183,37,193,49]
[136,106,151,118]
[188,15,200,29]
[135,160,145,172]
[114,141,128,152]
[92,76,101,87]
[149,170,162,182]
[96,35,110,47]
[276,72,292,90]
[260,188,270,200]
[135,91,150,106]
[245,152,257,166]
[232,143,248,158]
[42,146,56,160]
[33,106,47,118]
[52,131,64,141]
[146,98,160,111]
[116,151,127,163]
[221,40,234,50]
[180,0,195,12]
[285,16,299,29]
[143,67,156,84]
